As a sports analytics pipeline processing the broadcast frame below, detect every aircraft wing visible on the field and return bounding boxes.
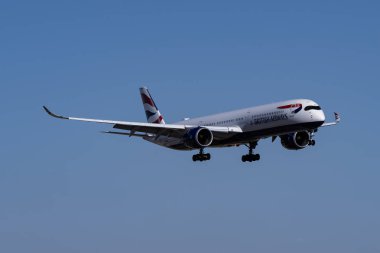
[43,106,242,139]
[321,112,341,127]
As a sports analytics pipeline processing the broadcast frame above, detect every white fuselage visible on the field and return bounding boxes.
[145,99,326,150]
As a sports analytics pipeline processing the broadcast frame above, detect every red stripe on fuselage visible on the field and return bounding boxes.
[278,103,302,109]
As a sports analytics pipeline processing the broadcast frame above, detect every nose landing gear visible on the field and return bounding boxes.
[242,142,260,163]
[192,148,211,162]
[308,130,316,146]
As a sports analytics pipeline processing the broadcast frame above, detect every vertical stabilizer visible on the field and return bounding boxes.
[139,87,166,124]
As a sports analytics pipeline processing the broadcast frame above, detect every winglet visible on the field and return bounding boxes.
[43,106,69,120]
[321,112,341,127]
[334,112,341,123]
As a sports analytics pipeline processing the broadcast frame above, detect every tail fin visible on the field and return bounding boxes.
[139,87,166,124]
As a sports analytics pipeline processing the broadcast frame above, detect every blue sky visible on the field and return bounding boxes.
[1,1,380,252]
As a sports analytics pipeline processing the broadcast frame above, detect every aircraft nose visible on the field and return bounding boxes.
[315,110,326,122]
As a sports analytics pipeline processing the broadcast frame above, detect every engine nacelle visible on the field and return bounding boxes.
[280,131,311,150]
[184,127,214,149]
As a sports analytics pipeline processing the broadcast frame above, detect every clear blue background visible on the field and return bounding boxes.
[1,1,379,252]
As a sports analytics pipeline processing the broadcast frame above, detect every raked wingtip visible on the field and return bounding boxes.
[43,106,69,120]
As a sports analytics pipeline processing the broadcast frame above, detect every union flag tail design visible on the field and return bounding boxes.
[139,87,166,124]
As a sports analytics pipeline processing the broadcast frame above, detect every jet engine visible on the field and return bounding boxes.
[280,131,311,150]
[184,127,214,149]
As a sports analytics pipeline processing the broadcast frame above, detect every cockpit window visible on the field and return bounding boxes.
[304,105,321,111]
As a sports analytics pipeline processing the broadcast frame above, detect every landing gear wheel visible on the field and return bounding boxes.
[309,140,316,146]
[242,142,260,163]
[241,154,261,162]
[192,149,211,162]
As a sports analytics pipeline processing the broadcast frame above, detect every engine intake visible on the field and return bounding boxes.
[184,127,214,148]
[280,131,310,150]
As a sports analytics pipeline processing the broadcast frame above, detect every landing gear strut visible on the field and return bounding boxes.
[308,130,316,146]
[192,148,211,162]
[242,142,260,162]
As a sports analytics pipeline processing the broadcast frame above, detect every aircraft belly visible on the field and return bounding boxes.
[144,120,323,150]
[213,120,324,147]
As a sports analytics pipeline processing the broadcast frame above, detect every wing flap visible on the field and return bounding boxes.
[102,131,148,137]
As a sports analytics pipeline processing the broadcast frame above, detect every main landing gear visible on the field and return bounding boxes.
[192,148,211,162]
[242,142,260,162]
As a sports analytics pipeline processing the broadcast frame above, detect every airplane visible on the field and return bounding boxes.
[43,87,340,162]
